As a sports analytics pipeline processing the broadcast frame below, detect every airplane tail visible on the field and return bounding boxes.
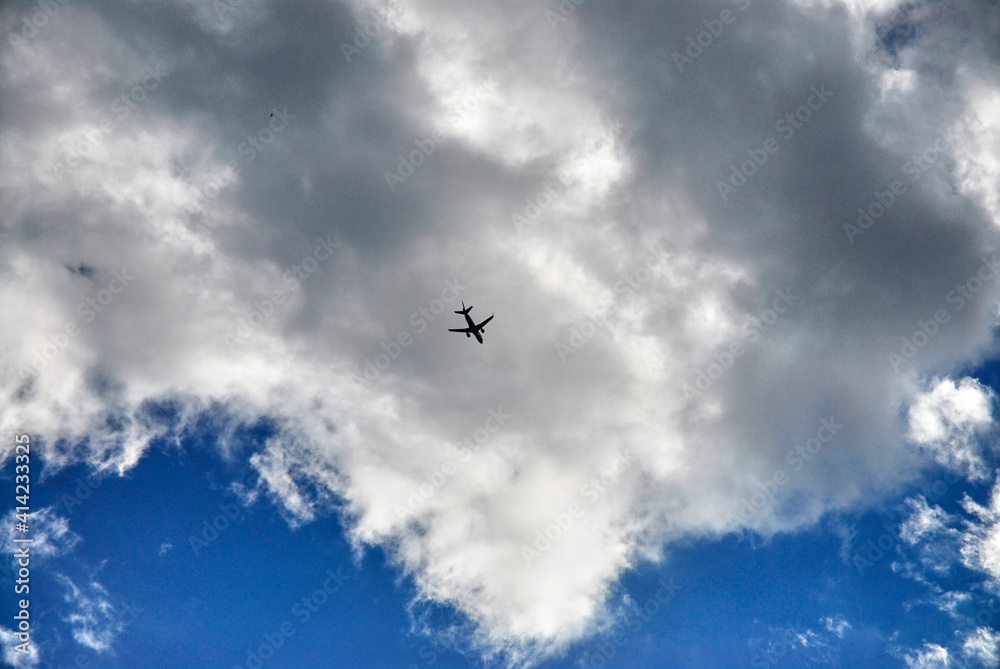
[455,301,472,315]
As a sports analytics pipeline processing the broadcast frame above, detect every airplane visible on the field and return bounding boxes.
[449,301,493,344]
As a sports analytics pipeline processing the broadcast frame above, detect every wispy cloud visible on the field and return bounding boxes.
[56,574,134,653]
[1,506,80,565]
[0,625,40,668]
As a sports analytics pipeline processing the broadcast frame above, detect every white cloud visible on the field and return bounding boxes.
[0,626,39,669]
[899,496,965,574]
[929,590,972,618]
[963,627,1000,668]
[56,574,127,653]
[884,469,1000,665]
[1,506,80,565]
[1,0,999,663]
[752,621,839,667]
[959,478,1000,585]
[907,377,995,481]
[905,643,952,669]
[822,614,852,638]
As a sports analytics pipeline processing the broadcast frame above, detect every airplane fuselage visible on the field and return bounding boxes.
[463,313,484,343]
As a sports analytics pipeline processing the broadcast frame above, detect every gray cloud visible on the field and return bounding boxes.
[2,0,1000,663]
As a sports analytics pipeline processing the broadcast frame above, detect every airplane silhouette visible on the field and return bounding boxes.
[449,301,493,344]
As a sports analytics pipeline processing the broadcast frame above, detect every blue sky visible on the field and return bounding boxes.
[3,396,1000,668]
[3,0,1000,667]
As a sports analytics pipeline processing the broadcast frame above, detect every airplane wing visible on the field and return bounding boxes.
[449,327,475,333]
[475,314,494,329]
